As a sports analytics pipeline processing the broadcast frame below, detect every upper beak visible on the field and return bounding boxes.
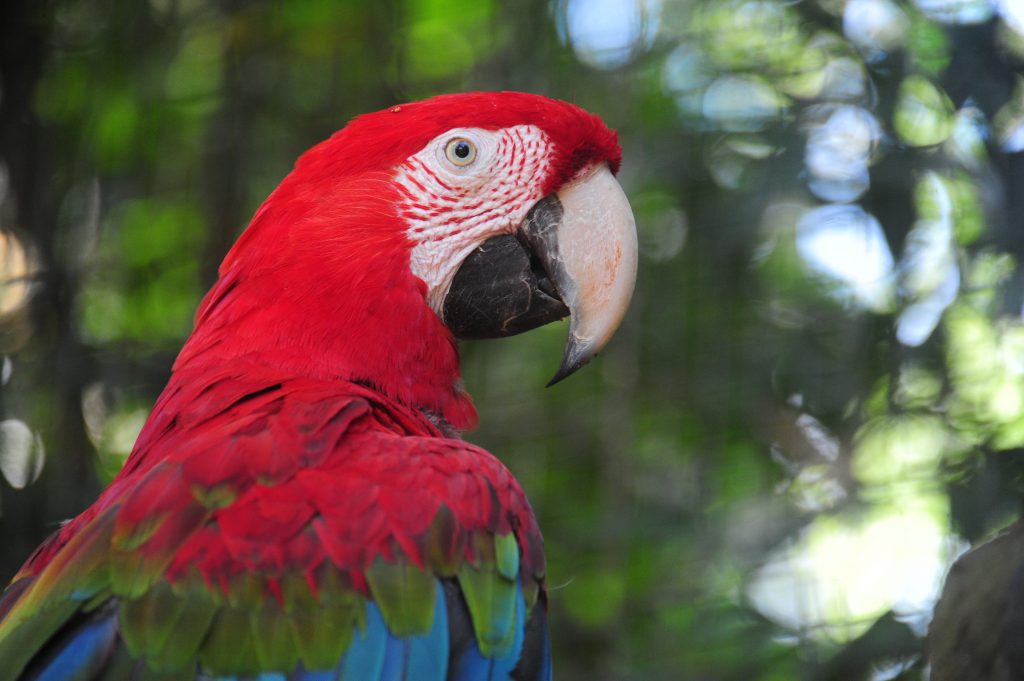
[442,164,638,385]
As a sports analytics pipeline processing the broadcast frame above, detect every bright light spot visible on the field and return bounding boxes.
[703,76,786,132]
[106,409,148,459]
[895,365,944,407]
[852,415,947,489]
[797,413,840,462]
[946,105,989,167]
[897,172,961,346]
[796,204,895,311]
[728,136,778,160]
[995,82,1024,152]
[565,0,660,69]
[996,0,1024,35]
[82,381,148,473]
[662,45,715,116]
[896,267,959,346]
[913,0,996,24]
[81,382,108,447]
[805,104,882,202]
[904,173,955,295]
[1000,325,1024,375]
[843,0,909,61]
[0,419,44,490]
[0,231,36,318]
[871,659,919,681]
[777,32,836,99]
[942,304,1024,442]
[946,305,1002,403]
[788,464,848,512]
[747,497,952,640]
[895,76,956,147]
[991,378,1024,421]
[784,414,846,512]
[998,112,1024,152]
[819,56,869,101]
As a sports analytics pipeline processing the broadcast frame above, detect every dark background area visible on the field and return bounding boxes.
[2,0,1024,679]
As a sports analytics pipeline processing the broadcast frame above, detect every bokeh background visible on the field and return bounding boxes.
[2,0,1024,678]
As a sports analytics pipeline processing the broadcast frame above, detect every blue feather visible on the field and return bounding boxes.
[338,602,387,680]
[378,635,405,681]
[450,644,493,681]
[539,618,552,681]
[401,583,449,680]
[451,580,528,681]
[536,622,552,675]
[31,611,118,681]
[289,667,337,681]
[376,582,450,681]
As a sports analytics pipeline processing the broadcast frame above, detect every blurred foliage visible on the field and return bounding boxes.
[3,0,1024,679]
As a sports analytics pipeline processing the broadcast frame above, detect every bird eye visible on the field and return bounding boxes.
[444,138,477,167]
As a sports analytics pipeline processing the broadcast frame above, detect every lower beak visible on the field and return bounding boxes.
[442,164,637,385]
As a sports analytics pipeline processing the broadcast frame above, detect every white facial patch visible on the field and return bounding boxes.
[395,125,553,312]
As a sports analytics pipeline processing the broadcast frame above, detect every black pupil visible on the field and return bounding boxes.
[454,141,471,159]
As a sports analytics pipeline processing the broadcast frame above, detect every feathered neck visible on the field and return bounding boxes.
[170,170,478,431]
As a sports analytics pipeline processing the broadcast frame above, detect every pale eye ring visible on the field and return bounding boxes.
[444,137,477,167]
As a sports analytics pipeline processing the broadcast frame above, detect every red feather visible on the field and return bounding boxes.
[19,366,545,595]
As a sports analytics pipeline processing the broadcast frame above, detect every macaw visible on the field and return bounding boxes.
[0,92,637,681]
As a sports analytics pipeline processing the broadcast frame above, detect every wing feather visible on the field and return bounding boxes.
[0,376,549,681]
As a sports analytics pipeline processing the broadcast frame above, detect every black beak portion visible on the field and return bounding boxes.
[442,197,569,340]
[442,165,638,387]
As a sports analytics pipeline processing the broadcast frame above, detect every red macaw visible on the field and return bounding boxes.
[0,92,637,681]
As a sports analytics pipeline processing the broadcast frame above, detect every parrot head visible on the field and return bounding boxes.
[178,92,637,431]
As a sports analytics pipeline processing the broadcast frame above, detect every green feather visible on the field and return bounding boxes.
[120,569,367,676]
[364,556,437,636]
[523,578,540,612]
[279,572,317,613]
[190,483,237,509]
[107,549,152,601]
[457,531,520,658]
[315,564,355,607]
[290,599,360,671]
[119,580,181,659]
[494,533,520,581]
[250,600,300,673]
[144,581,218,673]
[95,644,141,681]
[0,513,114,679]
[110,506,211,600]
[224,571,265,610]
[130,663,192,681]
[199,606,259,675]
[111,513,166,553]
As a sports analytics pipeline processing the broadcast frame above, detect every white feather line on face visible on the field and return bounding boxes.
[396,125,553,313]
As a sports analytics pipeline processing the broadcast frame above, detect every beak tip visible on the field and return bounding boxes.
[545,336,594,387]
[545,367,573,388]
